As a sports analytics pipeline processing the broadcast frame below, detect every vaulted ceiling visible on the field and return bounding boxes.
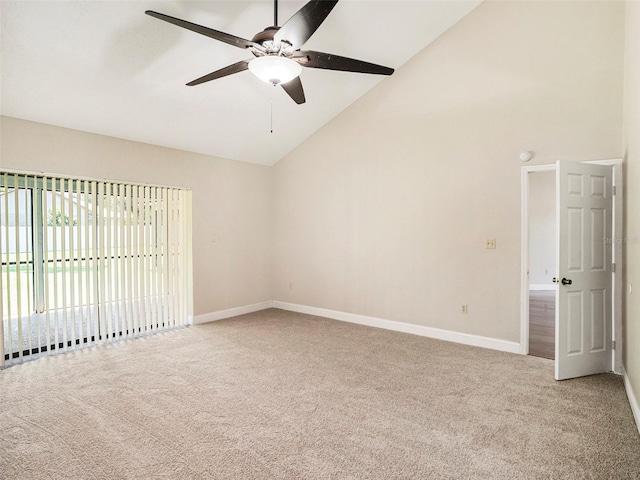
[0,1,481,165]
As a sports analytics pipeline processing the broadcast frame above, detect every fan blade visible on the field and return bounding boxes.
[145,11,258,50]
[186,60,251,86]
[281,76,306,104]
[294,50,394,76]
[274,1,339,50]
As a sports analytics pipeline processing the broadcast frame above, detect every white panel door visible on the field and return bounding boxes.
[555,161,613,380]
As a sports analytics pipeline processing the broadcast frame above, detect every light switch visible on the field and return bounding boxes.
[485,239,496,249]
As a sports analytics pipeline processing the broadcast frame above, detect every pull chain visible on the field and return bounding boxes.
[270,84,275,134]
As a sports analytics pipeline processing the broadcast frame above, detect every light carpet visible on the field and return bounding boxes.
[1,308,639,479]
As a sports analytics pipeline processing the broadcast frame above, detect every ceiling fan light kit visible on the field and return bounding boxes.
[248,56,302,85]
[145,0,394,104]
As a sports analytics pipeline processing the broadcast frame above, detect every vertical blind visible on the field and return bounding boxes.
[0,172,192,367]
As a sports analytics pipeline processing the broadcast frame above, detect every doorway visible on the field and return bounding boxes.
[527,170,556,360]
[520,159,624,376]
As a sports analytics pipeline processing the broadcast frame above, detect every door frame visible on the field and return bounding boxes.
[520,158,623,374]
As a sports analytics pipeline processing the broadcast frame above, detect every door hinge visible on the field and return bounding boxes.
[612,263,616,273]
[613,185,616,195]
[612,340,616,350]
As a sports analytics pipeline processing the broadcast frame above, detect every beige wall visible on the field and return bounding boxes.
[623,1,640,412]
[272,0,625,342]
[0,116,273,317]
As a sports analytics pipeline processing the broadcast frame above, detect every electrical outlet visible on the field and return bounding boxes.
[461,304,468,314]
[485,239,496,249]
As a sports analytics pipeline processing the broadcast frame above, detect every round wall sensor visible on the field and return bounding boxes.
[519,151,533,162]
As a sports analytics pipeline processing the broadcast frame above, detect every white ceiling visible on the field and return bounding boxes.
[0,1,481,166]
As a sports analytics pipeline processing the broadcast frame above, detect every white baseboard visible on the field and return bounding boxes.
[272,301,521,354]
[623,367,640,435]
[529,284,556,291]
[193,301,273,325]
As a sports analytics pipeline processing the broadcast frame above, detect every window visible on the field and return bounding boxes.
[0,172,192,366]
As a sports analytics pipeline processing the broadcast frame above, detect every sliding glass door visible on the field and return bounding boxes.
[0,173,192,366]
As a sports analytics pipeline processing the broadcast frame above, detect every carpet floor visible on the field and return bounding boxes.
[1,308,639,479]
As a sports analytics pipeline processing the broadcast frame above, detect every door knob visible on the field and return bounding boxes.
[561,277,572,286]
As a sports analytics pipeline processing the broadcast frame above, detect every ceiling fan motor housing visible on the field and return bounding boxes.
[251,26,279,44]
[251,26,296,58]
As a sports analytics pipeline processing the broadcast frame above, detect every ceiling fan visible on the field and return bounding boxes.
[145,0,394,104]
